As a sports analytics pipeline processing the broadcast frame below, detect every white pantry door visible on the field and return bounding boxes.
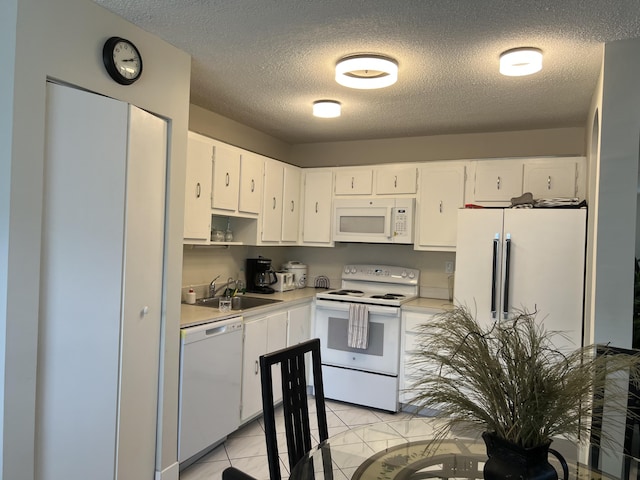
[39,82,166,480]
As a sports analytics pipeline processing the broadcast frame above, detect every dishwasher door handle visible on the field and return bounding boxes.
[181,317,243,344]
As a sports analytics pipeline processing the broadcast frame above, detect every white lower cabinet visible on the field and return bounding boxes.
[400,310,440,409]
[241,310,288,422]
[287,303,312,346]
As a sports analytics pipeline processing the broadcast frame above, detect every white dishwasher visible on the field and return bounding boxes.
[178,316,243,464]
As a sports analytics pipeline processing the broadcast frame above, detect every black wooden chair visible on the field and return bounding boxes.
[223,338,330,480]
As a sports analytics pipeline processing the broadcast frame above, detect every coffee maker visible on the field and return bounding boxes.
[246,257,277,294]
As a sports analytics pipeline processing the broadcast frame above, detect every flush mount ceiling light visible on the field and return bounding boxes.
[313,100,341,118]
[335,55,398,89]
[499,48,543,76]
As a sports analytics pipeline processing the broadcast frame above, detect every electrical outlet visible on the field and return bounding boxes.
[445,261,454,274]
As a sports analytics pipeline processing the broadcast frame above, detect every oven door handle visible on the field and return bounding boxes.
[315,299,399,316]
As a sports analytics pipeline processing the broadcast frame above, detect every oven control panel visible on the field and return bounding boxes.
[342,264,419,284]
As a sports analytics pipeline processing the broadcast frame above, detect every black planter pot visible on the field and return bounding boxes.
[482,432,569,480]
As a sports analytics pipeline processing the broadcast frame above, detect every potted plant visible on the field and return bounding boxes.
[408,306,640,480]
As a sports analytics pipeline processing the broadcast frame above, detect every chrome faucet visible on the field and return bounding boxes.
[209,276,237,298]
[208,274,221,298]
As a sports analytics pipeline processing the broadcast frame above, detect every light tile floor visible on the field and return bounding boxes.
[179,399,411,480]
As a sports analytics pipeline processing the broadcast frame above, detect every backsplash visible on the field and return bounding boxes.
[182,244,455,301]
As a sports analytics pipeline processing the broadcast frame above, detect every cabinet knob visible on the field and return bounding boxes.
[141,306,149,317]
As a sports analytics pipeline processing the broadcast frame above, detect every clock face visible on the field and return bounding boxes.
[103,37,143,85]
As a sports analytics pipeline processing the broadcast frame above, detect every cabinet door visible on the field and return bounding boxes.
[335,169,373,195]
[184,132,213,242]
[376,166,417,194]
[238,151,264,215]
[400,312,435,405]
[262,160,284,242]
[473,160,523,202]
[302,170,333,244]
[281,165,301,242]
[287,304,311,346]
[266,311,288,403]
[211,142,240,212]
[416,163,465,250]
[241,318,268,422]
[523,160,577,199]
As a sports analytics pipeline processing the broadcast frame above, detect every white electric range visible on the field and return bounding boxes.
[314,264,420,412]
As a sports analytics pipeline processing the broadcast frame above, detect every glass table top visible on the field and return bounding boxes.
[289,418,632,480]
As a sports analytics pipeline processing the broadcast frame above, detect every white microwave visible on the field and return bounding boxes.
[333,198,414,244]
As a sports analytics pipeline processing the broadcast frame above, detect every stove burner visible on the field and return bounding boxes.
[329,289,365,297]
[370,293,406,300]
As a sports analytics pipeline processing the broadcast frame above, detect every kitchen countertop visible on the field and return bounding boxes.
[181,289,453,329]
[402,297,454,312]
[180,287,319,329]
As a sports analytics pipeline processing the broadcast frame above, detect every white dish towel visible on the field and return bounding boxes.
[347,303,369,349]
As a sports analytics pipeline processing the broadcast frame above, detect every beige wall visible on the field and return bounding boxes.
[2,0,190,478]
[182,244,455,301]
[190,103,291,162]
[290,127,585,167]
[586,37,640,348]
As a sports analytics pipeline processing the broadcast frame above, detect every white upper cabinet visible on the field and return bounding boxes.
[281,165,301,242]
[238,151,264,215]
[469,157,586,206]
[262,159,285,242]
[302,169,334,246]
[523,157,585,200]
[471,159,524,204]
[183,132,213,243]
[334,168,373,195]
[261,160,301,244]
[211,142,241,212]
[415,162,466,251]
[375,165,417,194]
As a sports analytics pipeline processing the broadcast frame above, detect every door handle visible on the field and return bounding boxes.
[502,234,512,320]
[491,234,499,319]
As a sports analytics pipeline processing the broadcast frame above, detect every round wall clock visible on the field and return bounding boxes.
[102,37,143,85]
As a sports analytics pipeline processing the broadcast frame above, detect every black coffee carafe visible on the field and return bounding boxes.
[246,257,277,294]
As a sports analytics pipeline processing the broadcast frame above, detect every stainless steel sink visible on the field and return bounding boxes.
[192,295,282,311]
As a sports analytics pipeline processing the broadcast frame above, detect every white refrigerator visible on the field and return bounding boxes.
[454,208,587,351]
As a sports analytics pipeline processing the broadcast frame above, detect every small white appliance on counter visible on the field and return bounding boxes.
[273,271,296,292]
[333,197,414,244]
[314,264,420,412]
[282,261,307,288]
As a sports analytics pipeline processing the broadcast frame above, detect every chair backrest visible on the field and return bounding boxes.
[260,338,328,480]
[589,345,640,479]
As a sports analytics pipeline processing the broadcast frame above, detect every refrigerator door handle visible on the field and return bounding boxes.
[503,234,512,319]
[491,234,500,319]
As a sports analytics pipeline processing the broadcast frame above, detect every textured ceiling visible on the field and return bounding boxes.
[94,0,640,144]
